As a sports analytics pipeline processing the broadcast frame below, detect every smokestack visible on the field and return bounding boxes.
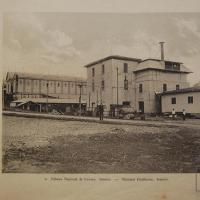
[159,42,165,61]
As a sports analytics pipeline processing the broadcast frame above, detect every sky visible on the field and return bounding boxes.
[2,12,200,85]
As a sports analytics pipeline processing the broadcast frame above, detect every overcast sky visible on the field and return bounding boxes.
[2,12,200,85]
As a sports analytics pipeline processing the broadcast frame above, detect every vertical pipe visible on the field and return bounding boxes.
[117,67,119,106]
[117,67,119,117]
[159,42,165,61]
[78,84,82,116]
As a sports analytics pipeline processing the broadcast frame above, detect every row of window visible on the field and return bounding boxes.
[163,84,180,92]
[91,77,129,92]
[171,96,193,104]
[92,63,128,77]
[19,80,84,88]
[138,83,181,93]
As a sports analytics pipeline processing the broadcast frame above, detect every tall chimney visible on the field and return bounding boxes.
[159,42,165,61]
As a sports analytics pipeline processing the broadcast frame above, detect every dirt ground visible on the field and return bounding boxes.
[2,116,200,173]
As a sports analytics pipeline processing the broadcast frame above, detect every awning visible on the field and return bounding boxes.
[12,98,87,105]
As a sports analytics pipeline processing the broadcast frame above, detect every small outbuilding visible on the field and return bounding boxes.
[159,87,200,115]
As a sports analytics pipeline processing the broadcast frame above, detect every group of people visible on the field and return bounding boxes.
[172,108,186,120]
[98,104,187,121]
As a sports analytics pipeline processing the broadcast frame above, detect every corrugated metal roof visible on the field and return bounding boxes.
[6,72,87,82]
[13,98,87,104]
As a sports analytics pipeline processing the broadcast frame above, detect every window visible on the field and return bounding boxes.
[165,61,180,71]
[176,84,180,90]
[139,84,143,93]
[123,101,130,106]
[124,76,128,90]
[92,68,95,77]
[19,80,22,84]
[57,82,60,87]
[92,81,95,92]
[163,84,167,92]
[171,97,176,104]
[101,80,105,91]
[188,96,193,104]
[102,65,105,74]
[124,63,128,73]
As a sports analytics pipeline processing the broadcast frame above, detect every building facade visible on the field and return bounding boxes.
[133,59,191,113]
[85,56,192,114]
[85,55,141,113]
[5,72,87,100]
[160,87,200,114]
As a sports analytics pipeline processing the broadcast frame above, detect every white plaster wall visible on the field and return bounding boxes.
[161,92,200,113]
[134,70,190,113]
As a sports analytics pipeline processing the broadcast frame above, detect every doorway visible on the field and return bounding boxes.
[139,101,144,113]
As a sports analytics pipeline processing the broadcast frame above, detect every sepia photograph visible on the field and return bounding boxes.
[2,12,200,174]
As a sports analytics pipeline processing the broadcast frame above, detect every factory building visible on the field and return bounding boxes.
[4,72,87,114]
[85,55,191,114]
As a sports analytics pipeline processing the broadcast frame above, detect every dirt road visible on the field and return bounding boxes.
[2,116,200,173]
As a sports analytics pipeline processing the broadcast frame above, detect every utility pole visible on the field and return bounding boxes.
[96,90,98,105]
[88,92,91,108]
[78,84,83,116]
[46,82,49,113]
[116,67,119,117]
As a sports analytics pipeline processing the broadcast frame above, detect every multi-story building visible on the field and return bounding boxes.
[84,55,142,113]
[85,55,192,114]
[133,59,191,113]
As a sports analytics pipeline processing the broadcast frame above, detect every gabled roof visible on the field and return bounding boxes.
[159,87,200,96]
[5,72,86,82]
[6,72,15,81]
[84,55,142,68]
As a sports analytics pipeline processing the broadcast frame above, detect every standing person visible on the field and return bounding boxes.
[99,103,104,120]
[182,109,186,120]
[172,108,176,119]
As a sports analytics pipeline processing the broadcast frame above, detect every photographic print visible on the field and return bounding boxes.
[2,12,200,174]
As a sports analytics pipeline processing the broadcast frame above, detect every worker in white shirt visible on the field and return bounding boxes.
[172,108,176,119]
[182,109,186,120]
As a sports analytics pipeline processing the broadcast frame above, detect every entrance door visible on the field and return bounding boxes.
[139,101,144,113]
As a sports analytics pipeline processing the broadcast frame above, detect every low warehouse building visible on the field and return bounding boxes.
[10,98,87,115]
[160,87,200,115]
